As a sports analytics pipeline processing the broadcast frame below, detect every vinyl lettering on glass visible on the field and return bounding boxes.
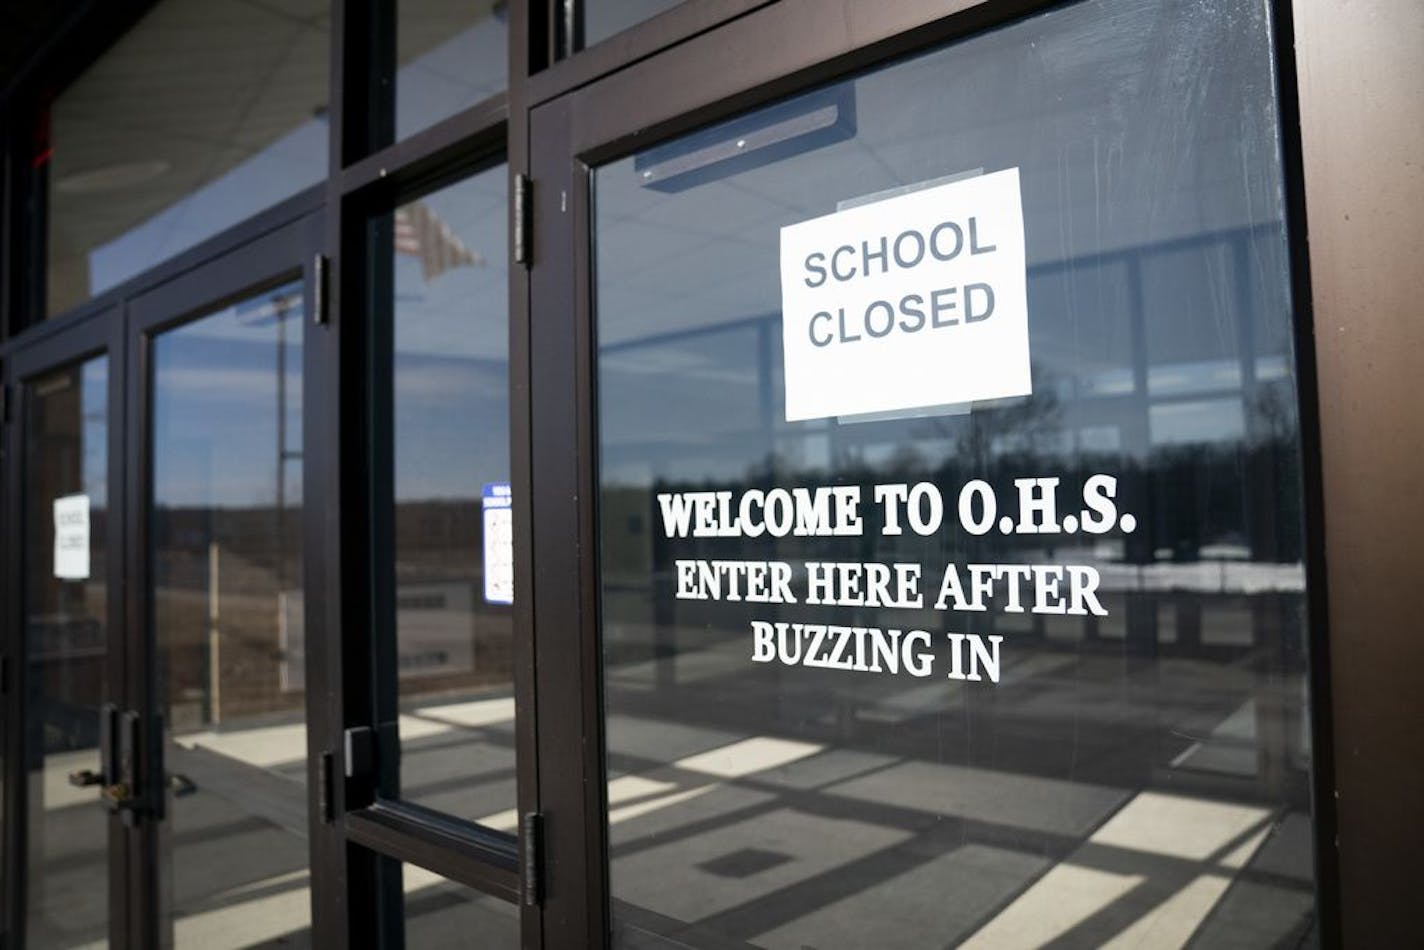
[656,474,1137,682]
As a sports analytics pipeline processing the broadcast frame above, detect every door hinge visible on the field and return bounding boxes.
[312,253,329,326]
[521,811,543,906]
[513,173,533,267]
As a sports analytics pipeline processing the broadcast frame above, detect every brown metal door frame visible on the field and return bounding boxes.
[1289,1,1424,945]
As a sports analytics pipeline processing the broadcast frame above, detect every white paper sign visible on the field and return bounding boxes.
[779,167,1030,421]
[53,494,91,580]
[482,482,513,605]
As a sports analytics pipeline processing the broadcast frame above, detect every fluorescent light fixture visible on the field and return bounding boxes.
[635,86,856,192]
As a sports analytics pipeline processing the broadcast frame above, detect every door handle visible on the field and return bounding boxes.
[68,768,104,788]
[99,709,148,824]
[90,707,167,822]
[69,703,120,797]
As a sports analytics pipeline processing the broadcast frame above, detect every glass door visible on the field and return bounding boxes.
[532,0,1323,945]
[126,215,321,948]
[9,314,127,949]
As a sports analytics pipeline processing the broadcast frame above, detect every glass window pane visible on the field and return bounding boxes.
[378,166,515,826]
[594,1,1318,948]
[46,0,329,318]
[153,281,310,946]
[395,0,508,142]
[401,863,520,946]
[24,357,110,949]
[581,0,685,50]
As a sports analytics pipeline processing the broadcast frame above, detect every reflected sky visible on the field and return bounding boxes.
[143,147,509,509]
[152,282,303,509]
[393,164,510,499]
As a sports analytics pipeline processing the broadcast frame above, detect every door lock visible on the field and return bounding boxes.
[96,707,149,824]
[102,782,133,804]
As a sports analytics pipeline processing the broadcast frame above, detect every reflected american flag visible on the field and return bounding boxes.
[394,201,484,280]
